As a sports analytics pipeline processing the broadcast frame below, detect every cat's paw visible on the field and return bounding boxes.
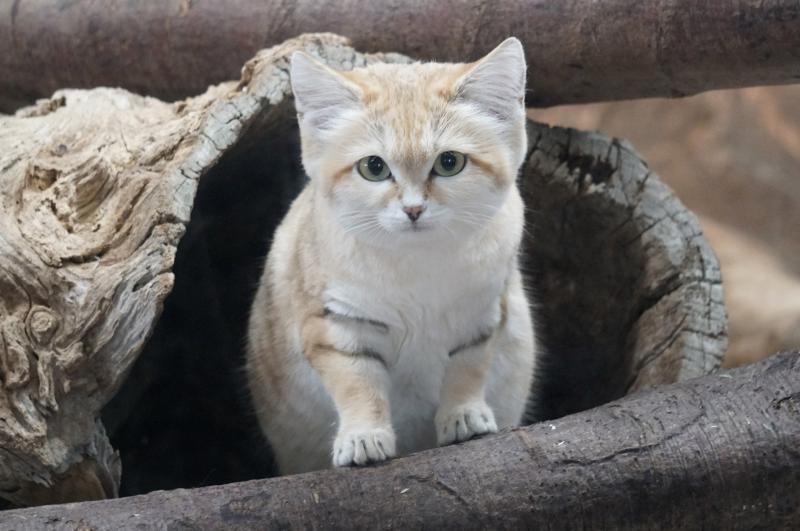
[332,427,397,467]
[435,401,498,446]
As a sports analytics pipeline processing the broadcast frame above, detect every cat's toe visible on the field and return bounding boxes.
[332,427,396,467]
[435,401,498,446]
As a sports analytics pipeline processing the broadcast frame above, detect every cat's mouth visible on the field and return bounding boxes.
[406,221,433,233]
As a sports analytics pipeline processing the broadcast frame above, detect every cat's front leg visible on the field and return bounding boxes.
[303,315,396,467]
[435,328,499,445]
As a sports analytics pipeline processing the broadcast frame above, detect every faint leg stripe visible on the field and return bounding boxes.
[322,306,390,333]
[312,343,387,368]
[448,329,493,357]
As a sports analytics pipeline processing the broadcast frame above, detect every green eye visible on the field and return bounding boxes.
[432,151,467,177]
[357,156,392,182]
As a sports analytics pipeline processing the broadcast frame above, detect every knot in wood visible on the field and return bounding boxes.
[27,306,59,347]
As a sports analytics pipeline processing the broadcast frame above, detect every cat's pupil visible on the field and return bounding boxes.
[440,152,456,171]
[367,156,384,176]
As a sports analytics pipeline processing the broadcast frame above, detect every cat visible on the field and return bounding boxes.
[246,38,536,474]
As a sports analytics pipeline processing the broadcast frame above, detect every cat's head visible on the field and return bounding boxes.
[290,38,527,247]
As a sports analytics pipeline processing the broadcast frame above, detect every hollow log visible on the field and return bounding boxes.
[2,0,800,113]
[0,34,727,506]
[2,350,797,530]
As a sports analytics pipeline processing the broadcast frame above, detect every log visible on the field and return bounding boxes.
[98,34,726,495]
[0,34,727,506]
[2,350,797,530]
[0,88,212,502]
[2,0,800,113]
[520,121,727,420]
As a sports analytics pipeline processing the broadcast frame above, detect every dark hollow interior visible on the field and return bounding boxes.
[103,112,644,496]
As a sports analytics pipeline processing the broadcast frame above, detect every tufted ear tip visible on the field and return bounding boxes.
[289,50,360,130]
[289,51,316,77]
[455,38,527,119]
[495,37,525,60]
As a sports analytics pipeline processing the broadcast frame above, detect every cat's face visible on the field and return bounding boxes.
[291,39,527,248]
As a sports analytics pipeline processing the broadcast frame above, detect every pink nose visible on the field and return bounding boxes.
[403,205,425,222]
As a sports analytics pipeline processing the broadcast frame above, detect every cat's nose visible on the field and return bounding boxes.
[403,205,425,222]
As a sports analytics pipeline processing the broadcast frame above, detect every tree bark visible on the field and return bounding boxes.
[2,0,800,113]
[0,350,796,530]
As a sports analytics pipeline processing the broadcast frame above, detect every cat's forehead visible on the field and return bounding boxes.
[343,62,471,164]
[346,62,467,108]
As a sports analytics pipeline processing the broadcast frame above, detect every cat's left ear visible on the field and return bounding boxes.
[290,51,362,131]
[455,37,527,119]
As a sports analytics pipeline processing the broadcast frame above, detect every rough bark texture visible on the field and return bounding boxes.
[0,89,200,506]
[2,350,796,530]
[2,0,800,113]
[0,34,727,506]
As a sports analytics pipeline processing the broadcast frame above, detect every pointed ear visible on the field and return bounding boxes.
[455,38,526,119]
[290,51,362,130]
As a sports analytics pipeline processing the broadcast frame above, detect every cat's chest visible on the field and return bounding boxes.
[323,263,503,362]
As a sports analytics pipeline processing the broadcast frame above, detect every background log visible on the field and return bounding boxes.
[2,350,797,530]
[2,0,800,113]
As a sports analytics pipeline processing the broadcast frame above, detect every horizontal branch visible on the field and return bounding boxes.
[2,0,800,112]
[2,351,798,530]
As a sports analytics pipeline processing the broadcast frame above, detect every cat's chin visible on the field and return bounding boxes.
[403,222,433,233]
[355,225,457,249]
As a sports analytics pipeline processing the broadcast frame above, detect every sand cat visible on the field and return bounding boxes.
[247,38,536,473]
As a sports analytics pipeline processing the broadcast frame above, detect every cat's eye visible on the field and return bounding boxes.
[357,156,392,182]
[432,151,467,177]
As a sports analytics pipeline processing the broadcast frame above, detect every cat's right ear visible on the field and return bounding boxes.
[290,52,362,131]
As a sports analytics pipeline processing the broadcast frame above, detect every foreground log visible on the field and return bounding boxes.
[0,34,727,505]
[2,351,797,530]
[2,0,800,112]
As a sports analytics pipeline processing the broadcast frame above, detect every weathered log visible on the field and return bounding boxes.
[2,350,796,530]
[0,34,727,506]
[0,88,201,505]
[97,35,726,494]
[2,0,800,113]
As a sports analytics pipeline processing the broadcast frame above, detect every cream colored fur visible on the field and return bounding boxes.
[246,38,537,474]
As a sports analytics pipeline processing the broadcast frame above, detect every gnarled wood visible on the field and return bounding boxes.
[1,0,800,112]
[2,350,797,530]
[0,89,208,504]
